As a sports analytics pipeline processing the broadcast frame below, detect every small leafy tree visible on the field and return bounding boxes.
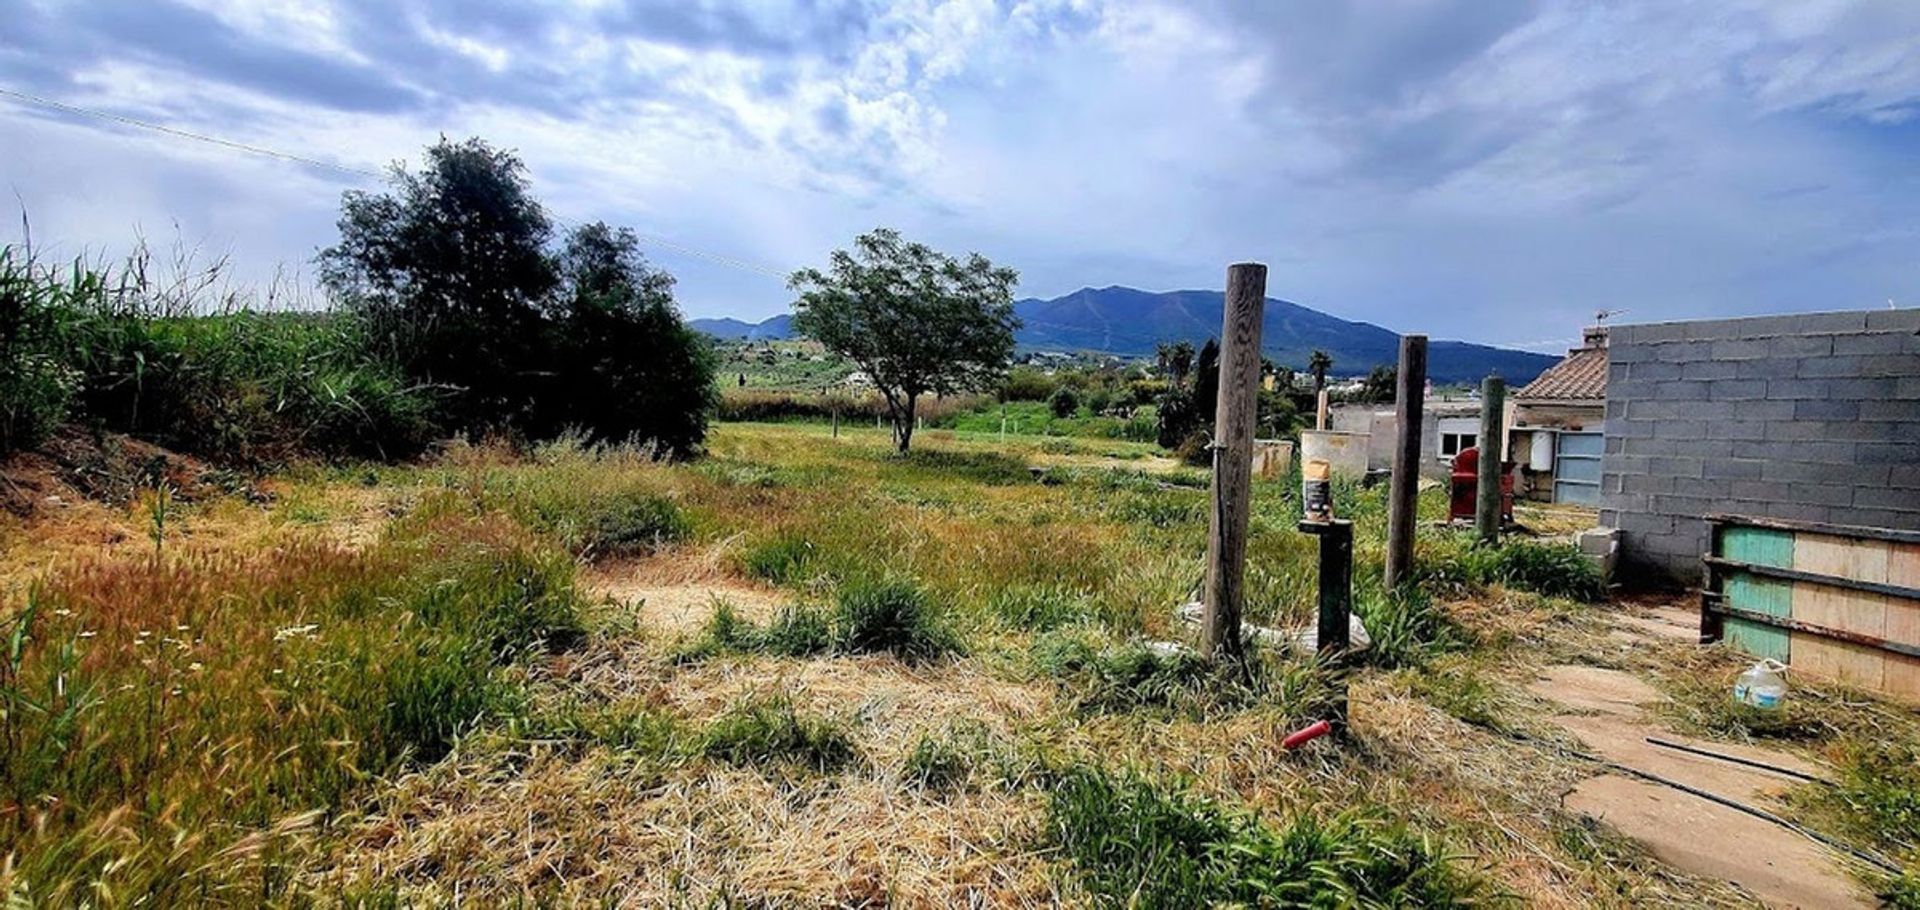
[1357,364,1396,403]
[1048,386,1080,419]
[1155,338,1219,454]
[546,222,716,457]
[1308,349,1334,394]
[790,229,1018,453]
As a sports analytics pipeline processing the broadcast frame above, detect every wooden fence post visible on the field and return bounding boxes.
[1476,375,1506,543]
[1384,335,1427,588]
[1202,262,1267,660]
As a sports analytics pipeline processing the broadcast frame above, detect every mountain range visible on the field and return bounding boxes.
[692,286,1557,384]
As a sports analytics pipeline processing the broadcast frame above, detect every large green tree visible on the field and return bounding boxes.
[319,137,558,433]
[319,137,715,454]
[789,229,1018,453]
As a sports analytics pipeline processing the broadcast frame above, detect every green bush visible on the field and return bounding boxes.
[320,138,717,456]
[1048,767,1493,908]
[0,254,75,453]
[500,480,690,558]
[1048,386,1080,419]
[0,248,85,455]
[998,366,1058,401]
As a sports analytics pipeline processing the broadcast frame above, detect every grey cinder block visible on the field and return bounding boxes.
[1770,335,1835,358]
[1766,378,1830,400]
[1793,399,1860,420]
[1682,360,1741,381]
[1864,308,1920,332]
[1708,379,1767,400]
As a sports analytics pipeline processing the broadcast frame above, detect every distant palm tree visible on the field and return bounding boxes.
[1308,349,1333,393]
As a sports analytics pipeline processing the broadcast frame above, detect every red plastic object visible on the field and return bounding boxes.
[1282,719,1333,750]
[1446,447,1514,524]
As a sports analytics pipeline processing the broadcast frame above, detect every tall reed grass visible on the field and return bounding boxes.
[1,243,436,465]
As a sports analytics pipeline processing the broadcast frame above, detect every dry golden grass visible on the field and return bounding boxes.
[316,585,1066,907]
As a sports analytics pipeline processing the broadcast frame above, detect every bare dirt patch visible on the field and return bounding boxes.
[581,547,789,638]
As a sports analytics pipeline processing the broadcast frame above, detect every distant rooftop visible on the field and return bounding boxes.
[1515,327,1608,402]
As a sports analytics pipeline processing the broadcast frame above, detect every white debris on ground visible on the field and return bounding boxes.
[1175,601,1373,653]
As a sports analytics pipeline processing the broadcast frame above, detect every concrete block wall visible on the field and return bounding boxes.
[1600,308,1920,585]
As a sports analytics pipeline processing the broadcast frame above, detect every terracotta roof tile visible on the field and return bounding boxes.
[1515,346,1607,401]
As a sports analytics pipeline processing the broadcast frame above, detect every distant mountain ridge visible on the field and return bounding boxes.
[692,286,1555,384]
[690,313,793,341]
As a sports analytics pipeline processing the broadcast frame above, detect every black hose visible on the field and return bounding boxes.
[1643,736,1833,786]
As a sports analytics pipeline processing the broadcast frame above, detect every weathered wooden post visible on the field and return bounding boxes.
[1316,388,1330,430]
[1476,375,1506,543]
[1201,262,1267,660]
[1384,335,1428,588]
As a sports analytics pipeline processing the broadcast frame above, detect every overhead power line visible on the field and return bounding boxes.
[0,86,384,180]
[0,85,792,280]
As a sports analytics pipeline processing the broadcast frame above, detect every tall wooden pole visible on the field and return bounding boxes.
[1202,262,1267,661]
[1476,375,1506,543]
[1316,389,1330,430]
[1384,335,1428,588]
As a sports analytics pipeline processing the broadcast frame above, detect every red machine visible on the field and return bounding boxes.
[1448,446,1514,524]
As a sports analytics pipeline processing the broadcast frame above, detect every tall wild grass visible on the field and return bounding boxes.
[0,243,435,464]
[0,505,582,903]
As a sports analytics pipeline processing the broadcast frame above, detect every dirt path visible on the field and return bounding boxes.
[1528,606,1872,909]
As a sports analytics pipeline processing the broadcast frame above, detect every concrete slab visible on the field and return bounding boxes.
[1566,774,1870,909]
[1614,605,1700,643]
[1526,665,1664,715]
[1551,712,1822,801]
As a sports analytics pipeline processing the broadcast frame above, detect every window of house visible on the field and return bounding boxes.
[1440,432,1476,457]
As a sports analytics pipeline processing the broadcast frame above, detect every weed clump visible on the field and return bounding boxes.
[1822,740,1920,859]
[1355,585,1461,669]
[699,697,858,774]
[986,583,1096,631]
[1047,767,1492,908]
[681,579,960,664]
[740,532,818,584]
[834,577,960,661]
[1032,631,1339,719]
[901,727,981,792]
[1417,533,1605,602]
[467,457,690,558]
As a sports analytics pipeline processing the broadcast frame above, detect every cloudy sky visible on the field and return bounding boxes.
[3,0,1917,350]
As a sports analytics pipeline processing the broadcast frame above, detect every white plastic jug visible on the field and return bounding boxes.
[1733,658,1788,710]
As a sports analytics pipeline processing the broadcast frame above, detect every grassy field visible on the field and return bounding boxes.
[0,422,1914,906]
